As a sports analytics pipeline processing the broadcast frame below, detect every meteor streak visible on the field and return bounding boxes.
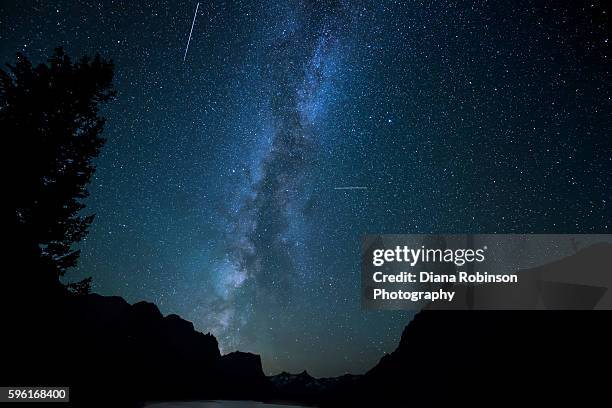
[334,186,368,190]
[183,2,200,61]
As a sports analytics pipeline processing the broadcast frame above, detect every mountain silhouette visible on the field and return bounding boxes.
[269,370,360,403]
[327,310,611,406]
[3,293,273,407]
[320,244,612,406]
[4,270,610,407]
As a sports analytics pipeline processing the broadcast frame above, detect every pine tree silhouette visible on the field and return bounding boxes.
[2,48,115,296]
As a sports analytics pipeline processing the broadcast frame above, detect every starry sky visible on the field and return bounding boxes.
[1,0,610,376]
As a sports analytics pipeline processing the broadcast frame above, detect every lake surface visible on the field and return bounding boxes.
[145,401,307,408]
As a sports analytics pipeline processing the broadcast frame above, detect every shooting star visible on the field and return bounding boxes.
[183,2,200,61]
[334,186,368,190]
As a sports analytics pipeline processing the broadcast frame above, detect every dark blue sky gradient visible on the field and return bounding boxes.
[1,0,609,376]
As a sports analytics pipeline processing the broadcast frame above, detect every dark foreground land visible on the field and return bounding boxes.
[3,288,610,407]
[2,246,611,407]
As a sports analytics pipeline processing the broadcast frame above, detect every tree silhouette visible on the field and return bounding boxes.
[2,48,115,295]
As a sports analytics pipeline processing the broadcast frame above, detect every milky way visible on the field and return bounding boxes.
[210,1,355,356]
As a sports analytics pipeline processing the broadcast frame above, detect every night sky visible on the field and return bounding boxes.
[1,0,610,376]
